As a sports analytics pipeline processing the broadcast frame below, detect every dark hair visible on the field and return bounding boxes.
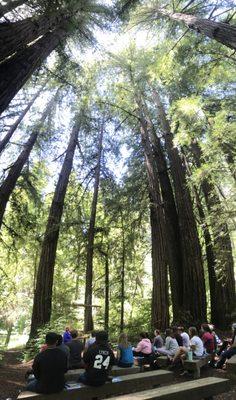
[91,330,96,337]
[165,328,172,337]
[201,324,211,333]
[70,329,78,339]
[95,330,108,344]
[172,326,178,333]
[57,334,63,346]
[139,332,147,339]
[178,326,184,332]
[45,332,58,345]
[189,326,198,338]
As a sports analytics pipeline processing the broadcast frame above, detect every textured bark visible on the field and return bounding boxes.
[0,96,55,230]
[157,9,236,50]
[84,120,104,332]
[138,112,169,330]
[0,27,67,115]
[120,219,125,332]
[0,12,65,63]
[0,0,27,18]
[29,117,81,338]
[191,142,236,327]
[142,106,184,321]
[0,82,47,155]
[104,252,109,332]
[153,90,206,324]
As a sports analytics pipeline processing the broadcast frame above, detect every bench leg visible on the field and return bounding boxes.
[193,367,200,379]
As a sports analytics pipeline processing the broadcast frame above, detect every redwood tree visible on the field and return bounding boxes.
[29,115,82,338]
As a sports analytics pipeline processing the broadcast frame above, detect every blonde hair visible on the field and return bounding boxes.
[118,332,129,348]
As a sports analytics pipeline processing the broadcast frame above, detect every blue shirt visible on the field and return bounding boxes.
[118,345,134,364]
[63,331,72,344]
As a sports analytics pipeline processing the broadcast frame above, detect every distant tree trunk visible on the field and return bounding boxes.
[0,82,47,155]
[138,111,169,330]
[4,323,13,347]
[191,142,236,328]
[153,89,206,324]
[29,116,81,338]
[157,9,236,50]
[0,95,56,230]
[0,27,67,115]
[0,0,27,18]
[104,251,109,332]
[0,12,65,62]
[84,119,104,332]
[120,218,125,332]
[142,104,184,321]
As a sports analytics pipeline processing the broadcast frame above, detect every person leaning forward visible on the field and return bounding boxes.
[26,332,68,394]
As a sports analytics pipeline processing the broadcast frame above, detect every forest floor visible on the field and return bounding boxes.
[0,349,236,399]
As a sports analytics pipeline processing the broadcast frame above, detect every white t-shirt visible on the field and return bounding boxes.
[190,336,204,357]
[181,332,190,348]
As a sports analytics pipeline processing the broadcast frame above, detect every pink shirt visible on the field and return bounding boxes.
[134,338,152,354]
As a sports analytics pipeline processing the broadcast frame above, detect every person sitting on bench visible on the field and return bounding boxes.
[63,327,72,344]
[78,330,115,386]
[26,332,68,394]
[201,324,215,354]
[153,329,164,351]
[85,331,96,350]
[172,326,183,347]
[117,332,134,367]
[170,326,204,368]
[156,328,179,357]
[178,326,190,348]
[67,329,84,369]
[216,323,236,369]
[133,332,152,357]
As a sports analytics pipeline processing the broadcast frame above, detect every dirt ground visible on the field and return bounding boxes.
[0,349,235,399]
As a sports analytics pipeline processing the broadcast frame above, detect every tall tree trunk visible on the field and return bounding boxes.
[142,103,184,321]
[0,81,47,155]
[153,89,206,324]
[156,9,236,50]
[84,119,104,332]
[191,142,236,327]
[29,116,81,338]
[0,0,28,18]
[4,322,13,347]
[138,112,169,330]
[0,27,67,115]
[0,12,65,62]
[0,95,55,230]
[120,218,125,332]
[104,251,109,332]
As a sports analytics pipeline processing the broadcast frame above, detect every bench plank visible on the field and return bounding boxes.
[18,370,173,400]
[65,365,140,381]
[106,377,230,400]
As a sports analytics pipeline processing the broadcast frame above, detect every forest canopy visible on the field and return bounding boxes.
[0,0,235,347]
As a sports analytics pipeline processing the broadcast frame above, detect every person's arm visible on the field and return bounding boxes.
[32,355,40,379]
[134,341,143,353]
[117,348,121,360]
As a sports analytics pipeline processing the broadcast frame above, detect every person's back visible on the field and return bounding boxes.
[63,327,72,344]
[117,333,133,367]
[80,331,115,386]
[27,332,67,394]
[178,327,190,348]
[85,331,96,350]
[201,324,215,354]
[153,329,163,349]
[67,329,84,369]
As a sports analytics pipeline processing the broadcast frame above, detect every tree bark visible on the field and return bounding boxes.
[191,142,236,328]
[142,104,184,321]
[120,217,125,332]
[84,119,104,332]
[153,89,206,324]
[0,27,67,115]
[138,111,169,330]
[0,12,65,63]
[0,95,55,230]
[29,116,81,338]
[157,9,236,50]
[0,0,29,18]
[104,251,109,332]
[0,81,47,155]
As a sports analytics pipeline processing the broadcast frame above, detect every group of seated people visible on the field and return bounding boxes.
[26,322,236,394]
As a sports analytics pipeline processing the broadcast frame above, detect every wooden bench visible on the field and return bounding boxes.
[105,377,230,400]
[18,369,173,400]
[183,354,212,378]
[226,354,236,379]
[65,365,140,381]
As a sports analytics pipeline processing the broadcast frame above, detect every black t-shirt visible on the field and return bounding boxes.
[175,334,183,347]
[32,347,67,394]
[67,339,84,368]
[83,342,115,385]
